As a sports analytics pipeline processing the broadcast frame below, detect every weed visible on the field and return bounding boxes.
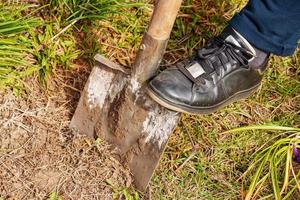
[48,192,63,200]
[225,125,300,199]
[106,179,140,200]
[30,24,79,86]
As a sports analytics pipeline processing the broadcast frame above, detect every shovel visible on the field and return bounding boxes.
[70,0,183,191]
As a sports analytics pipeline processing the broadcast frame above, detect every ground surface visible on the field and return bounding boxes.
[0,74,132,199]
[0,0,300,200]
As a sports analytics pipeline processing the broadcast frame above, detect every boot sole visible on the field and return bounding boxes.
[147,84,260,115]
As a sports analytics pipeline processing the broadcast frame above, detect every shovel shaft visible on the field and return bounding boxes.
[148,0,183,40]
[131,0,183,87]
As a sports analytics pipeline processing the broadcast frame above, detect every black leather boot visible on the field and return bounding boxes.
[148,28,269,115]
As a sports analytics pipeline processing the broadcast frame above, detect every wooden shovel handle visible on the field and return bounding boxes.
[132,0,183,86]
[148,0,183,40]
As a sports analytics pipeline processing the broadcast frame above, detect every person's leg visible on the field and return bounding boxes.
[229,0,300,56]
[147,0,300,115]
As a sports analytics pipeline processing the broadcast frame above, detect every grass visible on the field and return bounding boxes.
[224,126,300,199]
[149,1,300,199]
[0,4,40,93]
[105,178,140,200]
[0,0,143,89]
[0,0,299,199]
[151,56,299,197]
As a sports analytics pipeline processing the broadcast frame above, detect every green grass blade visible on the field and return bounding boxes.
[258,194,275,200]
[222,125,300,134]
[245,151,271,200]
[281,145,292,194]
[282,171,300,199]
[252,173,269,199]
[270,154,281,200]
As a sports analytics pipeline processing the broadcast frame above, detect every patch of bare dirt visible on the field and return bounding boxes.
[0,71,132,199]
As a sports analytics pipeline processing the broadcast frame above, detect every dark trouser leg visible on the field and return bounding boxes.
[229,0,300,56]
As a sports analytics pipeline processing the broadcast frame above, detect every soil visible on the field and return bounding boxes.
[0,67,132,200]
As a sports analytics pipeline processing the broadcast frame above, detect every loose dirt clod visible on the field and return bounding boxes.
[0,75,132,200]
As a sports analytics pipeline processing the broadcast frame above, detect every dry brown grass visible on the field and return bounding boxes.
[0,69,133,199]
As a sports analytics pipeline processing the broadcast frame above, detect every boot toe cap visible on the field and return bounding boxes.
[149,69,193,105]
